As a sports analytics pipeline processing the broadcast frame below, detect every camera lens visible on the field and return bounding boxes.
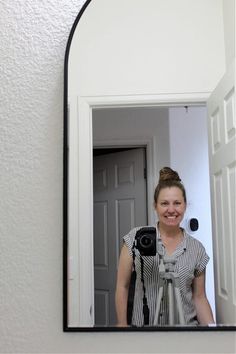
[135,227,157,256]
[140,235,153,248]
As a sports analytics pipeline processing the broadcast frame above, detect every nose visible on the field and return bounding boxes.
[167,204,175,213]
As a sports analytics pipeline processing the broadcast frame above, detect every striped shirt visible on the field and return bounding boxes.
[124,226,209,326]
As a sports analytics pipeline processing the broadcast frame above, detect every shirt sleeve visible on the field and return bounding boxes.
[123,227,139,257]
[194,241,210,277]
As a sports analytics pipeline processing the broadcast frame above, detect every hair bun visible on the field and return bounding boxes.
[159,167,181,182]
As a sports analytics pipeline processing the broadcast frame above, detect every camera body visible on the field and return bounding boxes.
[135,227,157,256]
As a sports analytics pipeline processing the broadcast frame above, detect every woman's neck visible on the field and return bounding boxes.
[158,223,183,239]
[157,223,184,255]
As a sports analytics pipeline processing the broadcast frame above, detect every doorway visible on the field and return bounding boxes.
[93,147,148,325]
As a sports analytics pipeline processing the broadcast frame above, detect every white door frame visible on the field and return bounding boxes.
[67,92,210,326]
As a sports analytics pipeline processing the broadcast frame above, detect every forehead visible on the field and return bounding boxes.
[158,187,184,200]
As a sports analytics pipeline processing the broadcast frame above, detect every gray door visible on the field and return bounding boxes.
[93,148,147,326]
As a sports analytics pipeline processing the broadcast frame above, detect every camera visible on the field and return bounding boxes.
[135,227,157,256]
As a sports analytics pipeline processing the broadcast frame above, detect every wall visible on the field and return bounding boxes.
[0,0,235,353]
[93,106,170,177]
[169,106,215,316]
[69,0,225,97]
[222,0,235,69]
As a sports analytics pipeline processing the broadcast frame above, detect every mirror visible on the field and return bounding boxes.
[63,0,236,330]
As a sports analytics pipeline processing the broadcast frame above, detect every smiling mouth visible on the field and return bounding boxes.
[166,216,178,219]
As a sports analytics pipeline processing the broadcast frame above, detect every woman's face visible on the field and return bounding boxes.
[154,186,186,228]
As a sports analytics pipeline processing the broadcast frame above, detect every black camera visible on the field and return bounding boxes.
[135,227,157,256]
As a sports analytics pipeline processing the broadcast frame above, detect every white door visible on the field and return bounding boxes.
[93,148,147,326]
[207,60,236,324]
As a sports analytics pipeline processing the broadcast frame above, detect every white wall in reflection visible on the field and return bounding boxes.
[169,106,215,317]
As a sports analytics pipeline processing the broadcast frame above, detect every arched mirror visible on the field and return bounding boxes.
[63,0,236,331]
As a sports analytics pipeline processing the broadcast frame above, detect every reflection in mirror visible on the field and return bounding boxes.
[93,106,214,325]
[64,0,236,330]
[93,106,215,327]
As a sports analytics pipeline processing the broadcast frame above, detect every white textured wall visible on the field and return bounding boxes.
[0,0,85,352]
[0,0,235,353]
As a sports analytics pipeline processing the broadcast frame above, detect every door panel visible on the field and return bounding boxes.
[93,148,147,326]
[207,60,236,324]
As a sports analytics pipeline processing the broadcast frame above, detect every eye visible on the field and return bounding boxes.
[161,201,168,206]
[174,201,182,205]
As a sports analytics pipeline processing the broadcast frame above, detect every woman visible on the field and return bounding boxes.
[115,167,215,327]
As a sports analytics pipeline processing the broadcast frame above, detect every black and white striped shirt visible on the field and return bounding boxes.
[124,226,209,326]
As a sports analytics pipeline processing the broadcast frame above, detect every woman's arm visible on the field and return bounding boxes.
[192,270,215,325]
[115,244,133,326]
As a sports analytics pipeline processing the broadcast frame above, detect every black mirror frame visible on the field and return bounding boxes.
[63,0,236,332]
